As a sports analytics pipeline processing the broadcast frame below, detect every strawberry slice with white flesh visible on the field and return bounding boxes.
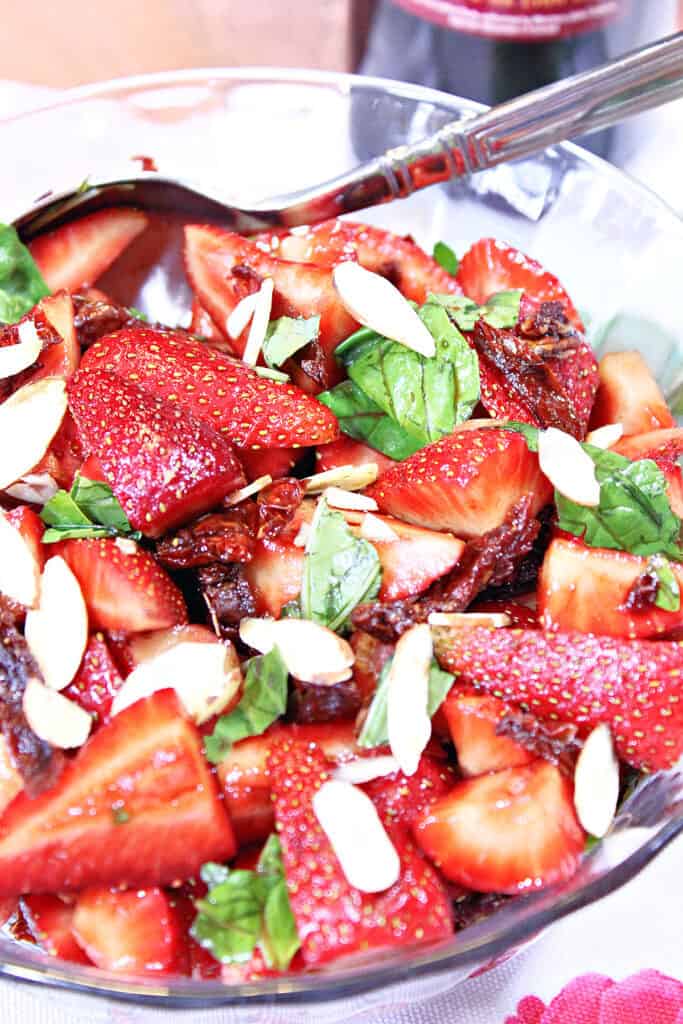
[443,692,534,777]
[589,351,675,436]
[21,894,91,964]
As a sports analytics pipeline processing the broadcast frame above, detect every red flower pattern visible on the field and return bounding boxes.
[506,971,683,1024]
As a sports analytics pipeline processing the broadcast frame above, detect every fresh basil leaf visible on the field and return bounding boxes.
[204,646,289,763]
[358,656,454,749]
[648,555,681,612]
[432,240,459,276]
[127,306,148,322]
[257,833,285,879]
[263,315,320,369]
[41,474,139,544]
[429,289,522,332]
[191,869,267,964]
[501,420,540,451]
[256,834,300,970]
[201,862,231,888]
[70,476,132,532]
[0,223,49,325]
[318,381,422,461]
[334,325,378,363]
[279,599,302,619]
[301,497,381,633]
[428,294,481,332]
[41,491,96,531]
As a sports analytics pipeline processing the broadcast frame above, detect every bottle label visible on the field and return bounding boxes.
[392,1,626,39]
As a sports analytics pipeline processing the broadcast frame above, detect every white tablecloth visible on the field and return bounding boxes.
[0,78,681,1023]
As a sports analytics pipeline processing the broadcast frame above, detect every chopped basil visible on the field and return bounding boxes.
[429,289,523,332]
[432,240,459,276]
[257,835,300,971]
[263,314,320,369]
[127,306,148,322]
[301,496,381,633]
[0,223,49,325]
[358,656,454,749]
[41,475,140,543]
[204,646,288,764]
[646,555,680,612]
[318,380,422,461]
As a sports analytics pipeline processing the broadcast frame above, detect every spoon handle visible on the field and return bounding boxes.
[278,32,683,225]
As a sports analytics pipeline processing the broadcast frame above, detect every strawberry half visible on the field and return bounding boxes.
[29,208,149,292]
[21,894,91,964]
[363,755,457,833]
[0,691,236,896]
[239,447,299,482]
[268,737,452,966]
[589,351,675,436]
[80,327,339,450]
[433,626,683,770]
[413,760,584,893]
[367,426,551,538]
[613,428,683,518]
[184,225,358,391]
[56,537,187,632]
[72,887,183,974]
[68,367,246,535]
[443,692,534,777]
[64,633,124,726]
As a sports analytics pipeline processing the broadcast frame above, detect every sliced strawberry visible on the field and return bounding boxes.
[457,238,583,330]
[64,633,124,726]
[5,504,45,570]
[0,735,23,816]
[68,367,245,536]
[56,537,187,632]
[367,425,551,538]
[189,298,234,352]
[184,225,357,391]
[471,599,538,629]
[21,894,91,964]
[270,219,462,303]
[33,411,84,490]
[169,886,218,979]
[30,292,80,382]
[269,737,452,965]
[363,755,457,832]
[413,760,584,893]
[613,427,683,517]
[443,692,534,776]
[243,510,308,618]
[80,327,339,450]
[589,351,675,436]
[72,887,182,973]
[433,626,683,770]
[315,436,397,477]
[0,691,236,896]
[29,209,149,292]
[217,722,358,845]
[239,447,299,482]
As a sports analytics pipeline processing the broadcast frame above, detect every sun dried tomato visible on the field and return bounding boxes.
[156,511,255,570]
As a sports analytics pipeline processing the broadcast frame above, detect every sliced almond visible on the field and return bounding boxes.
[303,463,379,494]
[129,623,218,664]
[239,617,354,684]
[0,378,67,490]
[242,278,274,366]
[0,320,42,380]
[24,556,88,692]
[428,611,511,628]
[111,640,242,724]
[226,292,259,340]
[5,471,59,504]
[585,423,624,449]
[333,755,400,785]
[23,677,92,749]
[0,509,41,608]
[387,623,432,777]
[324,486,378,512]
[224,474,272,506]
[333,261,435,358]
[293,521,311,548]
[574,723,620,839]
[359,513,399,543]
[312,779,400,893]
[538,427,600,507]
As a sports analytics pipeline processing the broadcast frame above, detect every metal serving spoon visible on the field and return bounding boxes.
[12,31,683,240]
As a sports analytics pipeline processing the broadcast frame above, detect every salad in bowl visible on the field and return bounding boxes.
[0,198,680,986]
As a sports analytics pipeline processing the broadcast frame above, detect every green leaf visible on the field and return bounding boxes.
[432,240,459,276]
[429,289,523,332]
[254,365,290,383]
[301,497,381,633]
[501,421,540,452]
[191,869,267,964]
[204,647,289,763]
[358,657,454,749]
[263,315,320,369]
[127,306,148,322]
[647,555,681,612]
[70,477,132,532]
[256,835,300,970]
[0,223,49,324]
[318,381,422,461]
[40,474,140,544]
[279,599,302,619]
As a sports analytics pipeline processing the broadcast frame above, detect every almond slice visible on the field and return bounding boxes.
[111,640,242,724]
[333,262,435,357]
[386,623,432,777]
[0,378,67,491]
[5,471,59,505]
[224,474,272,506]
[585,423,624,449]
[293,521,311,548]
[333,755,400,785]
[428,611,511,628]
[573,723,620,839]
[324,486,378,512]
[0,509,41,608]
[242,278,274,366]
[538,427,600,507]
[0,320,42,380]
[239,617,354,684]
[303,463,379,494]
[226,292,259,340]
[23,677,92,749]
[312,779,401,893]
[24,556,88,692]
[359,513,399,543]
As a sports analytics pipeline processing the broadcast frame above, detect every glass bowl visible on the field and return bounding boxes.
[0,69,682,1017]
